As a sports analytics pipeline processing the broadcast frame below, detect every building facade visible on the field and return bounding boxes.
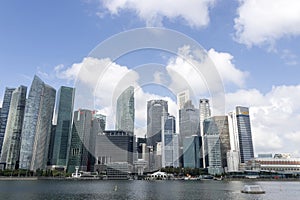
[0,87,15,155]
[147,100,168,147]
[183,135,201,168]
[95,130,135,172]
[67,109,93,173]
[0,86,27,169]
[51,86,75,167]
[161,114,179,168]
[177,90,190,110]
[203,116,230,174]
[116,86,134,133]
[19,76,56,171]
[199,98,211,168]
[236,106,254,164]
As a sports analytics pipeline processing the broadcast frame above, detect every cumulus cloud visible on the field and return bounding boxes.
[165,46,248,109]
[100,0,215,28]
[226,85,300,156]
[234,0,300,47]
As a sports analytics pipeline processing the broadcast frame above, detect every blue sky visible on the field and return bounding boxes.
[1,0,300,156]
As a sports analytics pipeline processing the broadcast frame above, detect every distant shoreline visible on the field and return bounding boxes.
[1,176,300,181]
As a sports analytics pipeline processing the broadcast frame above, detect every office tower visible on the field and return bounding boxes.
[179,100,200,167]
[236,106,254,163]
[227,111,240,171]
[116,86,134,133]
[203,116,229,175]
[0,86,27,169]
[177,90,190,109]
[19,76,56,171]
[92,113,106,132]
[67,109,93,173]
[228,111,240,152]
[147,100,168,147]
[89,112,107,172]
[161,114,179,168]
[137,137,147,160]
[183,135,201,168]
[199,98,211,168]
[179,100,200,140]
[51,86,75,167]
[95,130,135,165]
[0,88,15,155]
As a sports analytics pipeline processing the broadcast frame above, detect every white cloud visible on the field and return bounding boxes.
[100,0,215,28]
[234,0,300,47]
[226,85,300,156]
[165,46,248,103]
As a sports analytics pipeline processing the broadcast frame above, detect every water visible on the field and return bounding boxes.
[0,180,299,200]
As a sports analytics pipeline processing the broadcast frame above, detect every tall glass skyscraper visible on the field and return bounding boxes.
[183,135,201,168]
[19,75,56,171]
[0,86,27,169]
[51,86,75,167]
[161,114,179,168]
[116,86,134,133]
[147,100,168,147]
[199,98,211,168]
[179,100,200,140]
[67,109,93,173]
[177,90,190,110]
[236,106,254,163]
[0,87,15,155]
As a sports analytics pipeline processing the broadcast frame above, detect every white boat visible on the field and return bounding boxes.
[241,185,265,194]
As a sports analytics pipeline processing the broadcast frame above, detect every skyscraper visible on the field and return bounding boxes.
[116,86,134,133]
[0,86,27,170]
[179,100,200,140]
[67,109,93,173]
[199,98,211,168]
[177,90,190,109]
[203,116,229,175]
[19,75,56,171]
[51,86,75,167]
[183,135,201,168]
[147,100,168,147]
[0,87,15,155]
[95,130,135,165]
[236,106,254,164]
[161,114,179,168]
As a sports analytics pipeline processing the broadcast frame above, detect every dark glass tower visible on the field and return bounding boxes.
[19,75,56,171]
[67,109,93,173]
[0,87,15,155]
[116,86,134,133]
[0,86,27,169]
[51,86,75,167]
[146,100,168,147]
[236,106,254,163]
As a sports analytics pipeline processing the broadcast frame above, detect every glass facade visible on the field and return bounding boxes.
[0,87,15,155]
[0,86,27,169]
[67,109,93,173]
[236,106,254,163]
[51,86,75,167]
[183,135,201,168]
[199,98,211,168]
[204,116,230,169]
[116,86,134,133]
[147,100,168,147]
[95,130,135,172]
[161,114,179,168]
[19,76,56,171]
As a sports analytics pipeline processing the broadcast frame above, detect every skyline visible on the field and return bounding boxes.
[1,0,300,157]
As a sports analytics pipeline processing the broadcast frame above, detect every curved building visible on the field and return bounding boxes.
[116,86,134,133]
